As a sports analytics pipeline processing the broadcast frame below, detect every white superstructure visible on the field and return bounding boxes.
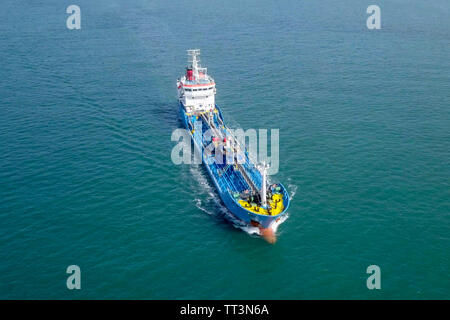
[177,49,216,113]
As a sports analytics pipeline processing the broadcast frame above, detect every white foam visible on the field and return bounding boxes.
[287,179,298,201]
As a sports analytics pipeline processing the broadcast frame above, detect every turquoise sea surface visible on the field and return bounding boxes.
[0,0,449,299]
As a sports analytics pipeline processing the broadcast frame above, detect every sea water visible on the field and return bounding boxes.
[0,0,449,299]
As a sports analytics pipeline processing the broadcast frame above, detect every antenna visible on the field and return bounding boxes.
[187,49,201,80]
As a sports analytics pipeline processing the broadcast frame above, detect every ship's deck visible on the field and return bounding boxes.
[238,193,284,216]
[188,108,285,216]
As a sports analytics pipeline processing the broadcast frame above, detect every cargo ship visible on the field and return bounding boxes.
[176,49,290,242]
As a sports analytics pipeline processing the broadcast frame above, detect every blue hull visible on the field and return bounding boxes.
[179,104,290,229]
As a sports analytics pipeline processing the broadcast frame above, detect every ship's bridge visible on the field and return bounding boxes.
[177,49,216,113]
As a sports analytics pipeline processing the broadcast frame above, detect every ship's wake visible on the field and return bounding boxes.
[286,177,298,200]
